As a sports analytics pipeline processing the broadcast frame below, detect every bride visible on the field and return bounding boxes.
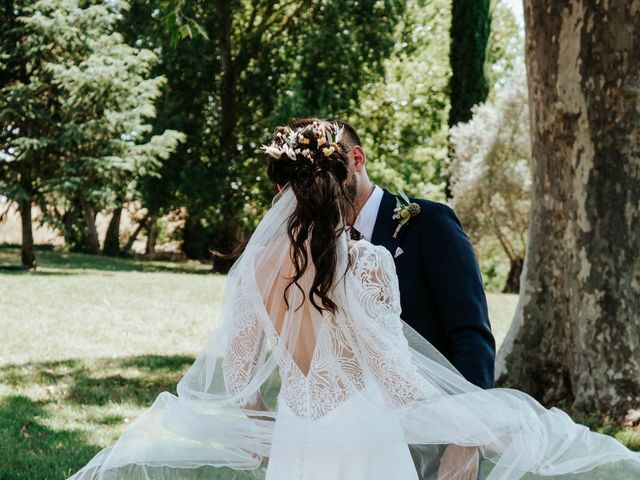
[66,121,640,480]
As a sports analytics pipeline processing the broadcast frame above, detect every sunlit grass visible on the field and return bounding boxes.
[486,292,518,348]
[0,246,222,365]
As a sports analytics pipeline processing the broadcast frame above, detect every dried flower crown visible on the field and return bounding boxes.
[260,121,345,163]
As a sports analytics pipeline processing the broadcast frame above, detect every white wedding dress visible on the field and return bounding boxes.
[263,239,419,480]
[66,186,640,480]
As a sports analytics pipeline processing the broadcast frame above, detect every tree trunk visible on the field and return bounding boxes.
[18,198,36,269]
[103,206,122,257]
[214,0,244,255]
[496,0,640,419]
[211,220,241,273]
[181,212,204,260]
[502,257,523,294]
[122,213,148,255]
[79,196,101,255]
[61,203,79,247]
[145,211,158,255]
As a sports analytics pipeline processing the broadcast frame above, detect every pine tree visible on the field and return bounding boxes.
[0,0,184,260]
[449,0,491,127]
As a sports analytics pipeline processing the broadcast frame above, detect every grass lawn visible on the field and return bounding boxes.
[0,246,637,479]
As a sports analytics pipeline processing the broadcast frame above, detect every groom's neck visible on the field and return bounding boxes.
[351,181,375,223]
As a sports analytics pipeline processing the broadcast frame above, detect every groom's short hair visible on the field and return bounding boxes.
[288,117,362,150]
[326,118,361,150]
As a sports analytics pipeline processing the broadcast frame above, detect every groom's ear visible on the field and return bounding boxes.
[352,145,366,172]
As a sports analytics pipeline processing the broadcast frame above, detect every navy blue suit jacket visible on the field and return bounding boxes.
[370,189,496,389]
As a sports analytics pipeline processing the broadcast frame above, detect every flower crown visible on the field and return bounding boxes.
[261,121,345,163]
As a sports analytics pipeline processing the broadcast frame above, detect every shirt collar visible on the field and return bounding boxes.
[352,185,384,241]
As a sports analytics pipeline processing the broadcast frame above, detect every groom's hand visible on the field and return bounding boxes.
[437,444,479,480]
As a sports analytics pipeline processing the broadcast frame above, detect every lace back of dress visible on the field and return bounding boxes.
[250,227,370,420]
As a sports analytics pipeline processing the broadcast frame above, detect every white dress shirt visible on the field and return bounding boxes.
[352,185,384,241]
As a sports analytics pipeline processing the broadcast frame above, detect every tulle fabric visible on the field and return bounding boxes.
[66,185,640,480]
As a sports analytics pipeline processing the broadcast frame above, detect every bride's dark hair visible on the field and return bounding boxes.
[265,119,356,315]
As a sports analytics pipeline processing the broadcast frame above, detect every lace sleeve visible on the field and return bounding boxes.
[222,303,266,408]
[351,244,433,407]
[352,245,403,335]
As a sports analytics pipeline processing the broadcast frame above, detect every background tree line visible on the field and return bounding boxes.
[1,0,525,291]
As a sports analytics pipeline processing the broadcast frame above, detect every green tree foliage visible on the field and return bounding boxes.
[486,0,523,91]
[351,0,451,202]
[0,0,184,260]
[120,0,407,267]
[350,0,521,205]
[448,63,530,293]
[449,0,491,127]
[117,2,220,258]
[2,0,525,274]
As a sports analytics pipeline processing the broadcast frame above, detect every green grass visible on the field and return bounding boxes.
[0,246,637,479]
[0,246,264,479]
[486,292,518,349]
[0,246,222,365]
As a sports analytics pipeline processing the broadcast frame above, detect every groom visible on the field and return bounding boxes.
[289,118,495,479]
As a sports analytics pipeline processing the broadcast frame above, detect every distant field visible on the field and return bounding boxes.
[0,246,636,480]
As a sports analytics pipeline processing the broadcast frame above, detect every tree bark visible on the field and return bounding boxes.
[502,257,523,294]
[79,196,101,255]
[122,213,148,255]
[497,0,640,419]
[145,211,158,255]
[18,198,35,269]
[103,206,122,257]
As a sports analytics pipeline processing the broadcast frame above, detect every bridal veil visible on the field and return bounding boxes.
[66,185,640,480]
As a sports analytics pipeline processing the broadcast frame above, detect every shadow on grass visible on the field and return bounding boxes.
[3,355,639,478]
[0,355,196,407]
[0,245,212,275]
[0,355,270,479]
[0,395,102,480]
[67,356,196,406]
[1,354,282,409]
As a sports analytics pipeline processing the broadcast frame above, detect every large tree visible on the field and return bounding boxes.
[497,1,640,419]
[0,0,57,268]
[120,0,406,267]
[1,0,184,258]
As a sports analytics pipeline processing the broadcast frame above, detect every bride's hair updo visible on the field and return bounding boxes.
[263,119,356,315]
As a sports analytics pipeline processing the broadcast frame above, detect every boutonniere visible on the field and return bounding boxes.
[392,191,421,238]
